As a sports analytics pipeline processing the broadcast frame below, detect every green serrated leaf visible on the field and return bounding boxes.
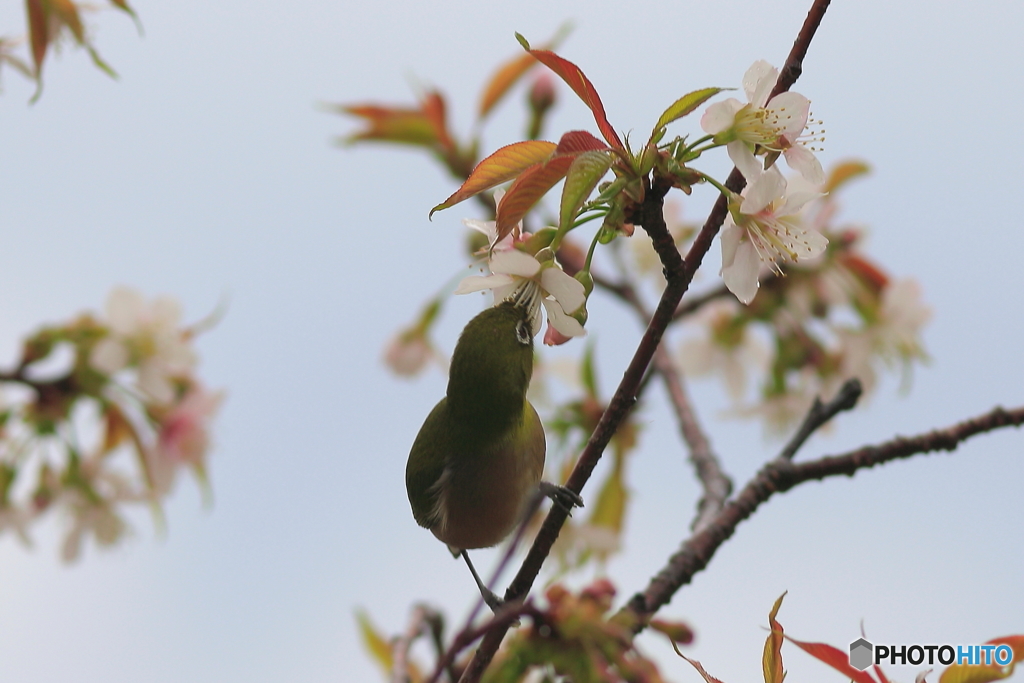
[558,150,612,236]
[652,87,727,138]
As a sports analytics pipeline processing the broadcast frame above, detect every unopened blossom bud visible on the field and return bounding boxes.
[526,74,557,140]
[383,329,434,377]
[534,247,555,264]
[523,227,556,255]
[571,302,588,327]
[574,270,595,296]
[528,73,556,114]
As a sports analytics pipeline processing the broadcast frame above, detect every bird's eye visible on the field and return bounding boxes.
[515,319,531,345]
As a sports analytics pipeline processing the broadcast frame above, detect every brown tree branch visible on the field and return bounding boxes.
[622,402,1024,628]
[456,2,832,679]
[653,346,732,532]
[777,377,862,461]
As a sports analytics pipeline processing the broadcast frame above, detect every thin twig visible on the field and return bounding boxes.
[776,378,862,461]
[622,403,1024,629]
[653,346,732,532]
[391,605,434,683]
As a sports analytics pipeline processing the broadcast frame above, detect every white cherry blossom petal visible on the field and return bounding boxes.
[720,221,742,272]
[489,249,542,278]
[741,166,787,214]
[721,233,762,304]
[780,189,823,216]
[743,60,778,108]
[765,91,810,136]
[462,218,496,239]
[701,99,744,135]
[454,273,514,295]
[540,267,586,314]
[541,299,586,338]
[106,286,146,335]
[727,140,763,182]
[783,145,825,185]
[776,223,829,262]
[89,338,129,374]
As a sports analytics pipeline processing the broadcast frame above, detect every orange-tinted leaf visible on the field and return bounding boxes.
[650,619,694,645]
[559,150,612,233]
[356,610,393,674]
[823,160,871,194]
[107,0,137,17]
[51,0,86,42]
[495,154,575,242]
[840,253,890,292]
[516,33,623,151]
[939,636,1024,683]
[421,91,455,155]
[653,87,726,135]
[681,656,728,683]
[25,0,49,73]
[555,129,609,156]
[763,592,787,683]
[102,404,134,454]
[785,635,878,683]
[478,25,569,119]
[430,140,556,217]
[341,104,438,147]
[0,39,33,79]
[479,53,537,119]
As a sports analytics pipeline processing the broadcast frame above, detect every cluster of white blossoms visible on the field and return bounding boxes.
[704,60,830,306]
[0,287,222,562]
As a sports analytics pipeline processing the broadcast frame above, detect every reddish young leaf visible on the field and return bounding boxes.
[429,140,557,217]
[763,593,787,683]
[494,154,576,242]
[516,34,623,151]
[421,90,455,155]
[681,656,729,683]
[554,130,609,156]
[107,0,137,16]
[25,0,49,73]
[51,0,86,42]
[478,26,568,119]
[785,635,879,683]
[341,104,439,147]
[478,52,538,120]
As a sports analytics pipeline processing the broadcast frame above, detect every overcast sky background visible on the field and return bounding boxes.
[1,1,1022,682]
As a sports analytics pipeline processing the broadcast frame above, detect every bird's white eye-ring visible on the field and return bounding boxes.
[515,319,531,345]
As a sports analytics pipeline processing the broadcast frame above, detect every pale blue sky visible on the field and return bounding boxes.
[1,1,1022,682]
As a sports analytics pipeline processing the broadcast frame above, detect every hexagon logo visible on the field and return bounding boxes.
[850,638,873,671]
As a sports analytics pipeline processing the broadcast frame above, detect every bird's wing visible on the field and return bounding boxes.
[405,398,451,530]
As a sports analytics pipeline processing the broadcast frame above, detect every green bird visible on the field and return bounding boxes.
[406,285,582,610]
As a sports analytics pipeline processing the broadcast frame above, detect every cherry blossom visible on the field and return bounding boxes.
[455,248,586,342]
[456,193,587,343]
[720,167,828,304]
[89,287,197,405]
[149,382,224,495]
[702,60,824,184]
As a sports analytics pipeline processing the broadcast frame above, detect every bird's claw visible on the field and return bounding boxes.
[539,481,584,516]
